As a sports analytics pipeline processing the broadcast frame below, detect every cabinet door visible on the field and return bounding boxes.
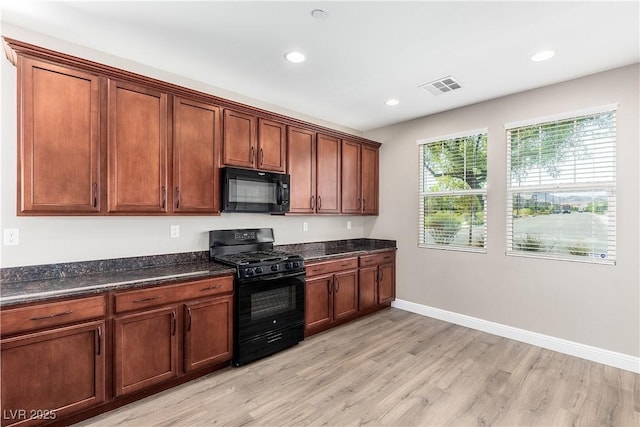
[113,306,178,396]
[361,145,379,215]
[108,79,168,212]
[378,262,395,304]
[184,295,233,372]
[173,97,221,213]
[222,109,256,168]
[333,270,358,320]
[341,140,361,214]
[1,321,105,427]
[257,119,286,172]
[287,127,316,213]
[18,58,100,214]
[305,276,332,330]
[358,266,378,311]
[316,134,341,213]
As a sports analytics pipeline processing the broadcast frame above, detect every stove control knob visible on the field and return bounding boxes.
[245,268,254,276]
[271,265,279,272]
[255,267,263,274]
[292,261,300,269]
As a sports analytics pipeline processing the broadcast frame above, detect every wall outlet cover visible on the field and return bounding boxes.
[4,229,19,246]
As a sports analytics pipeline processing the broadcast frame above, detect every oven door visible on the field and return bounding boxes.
[234,272,305,365]
[222,167,290,213]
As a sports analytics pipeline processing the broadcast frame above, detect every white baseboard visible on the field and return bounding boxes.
[392,299,640,374]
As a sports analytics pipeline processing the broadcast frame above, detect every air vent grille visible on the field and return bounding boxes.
[420,76,462,95]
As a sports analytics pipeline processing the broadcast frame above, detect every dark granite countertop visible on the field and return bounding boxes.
[0,238,396,308]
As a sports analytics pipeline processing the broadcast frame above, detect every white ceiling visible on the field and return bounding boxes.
[2,1,639,132]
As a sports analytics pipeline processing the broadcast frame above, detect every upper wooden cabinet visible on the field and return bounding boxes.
[17,58,101,214]
[287,129,341,214]
[222,110,285,172]
[287,127,316,214]
[341,140,379,215]
[107,79,168,213]
[257,118,286,172]
[173,97,221,213]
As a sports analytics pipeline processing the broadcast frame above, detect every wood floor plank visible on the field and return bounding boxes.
[77,308,640,427]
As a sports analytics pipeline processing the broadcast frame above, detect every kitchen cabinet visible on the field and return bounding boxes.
[341,140,379,215]
[287,127,316,214]
[183,295,233,372]
[16,57,101,214]
[112,276,234,396]
[287,128,341,214]
[173,97,221,213]
[304,257,358,335]
[358,250,396,311]
[257,118,286,172]
[0,296,106,427]
[222,111,285,172]
[108,79,169,213]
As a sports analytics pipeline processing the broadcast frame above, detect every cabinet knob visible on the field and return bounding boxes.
[175,187,180,209]
[250,147,255,165]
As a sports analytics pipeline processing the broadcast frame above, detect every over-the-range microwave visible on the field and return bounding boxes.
[221,167,290,214]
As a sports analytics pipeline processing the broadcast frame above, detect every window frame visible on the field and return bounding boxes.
[417,128,488,253]
[505,105,617,265]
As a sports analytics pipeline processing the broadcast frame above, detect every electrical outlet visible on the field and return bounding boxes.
[303,222,309,232]
[347,221,352,230]
[170,225,180,238]
[4,229,19,246]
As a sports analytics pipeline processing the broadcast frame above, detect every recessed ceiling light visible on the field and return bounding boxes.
[285,51,306,63]
[531,50,556,62]
[311,9,328,19]
[385,99,400,106]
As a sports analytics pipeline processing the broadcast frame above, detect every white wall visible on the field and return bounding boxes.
[0,26,374,268]
[365,64,640,358]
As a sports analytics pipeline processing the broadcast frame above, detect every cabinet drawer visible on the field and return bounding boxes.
[359,251,395,267]
[176,277,234,301]
[306,257,358,277]
[0,295,106,336]
[114,275,234,313]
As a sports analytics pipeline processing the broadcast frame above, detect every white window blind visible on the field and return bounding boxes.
[418,130,487,252]
[506,107,616,264]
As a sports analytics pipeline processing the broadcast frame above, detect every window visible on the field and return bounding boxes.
[418,129,488,252]
[506,105,616,264]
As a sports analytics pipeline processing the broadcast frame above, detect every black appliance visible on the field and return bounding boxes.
[209,228,305,366]
[221,167,290,214]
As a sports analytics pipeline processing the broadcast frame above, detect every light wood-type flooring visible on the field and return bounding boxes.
[78,308,639,426]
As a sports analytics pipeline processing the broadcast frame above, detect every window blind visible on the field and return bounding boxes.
[505,108,616,264]
[418,131,488,252]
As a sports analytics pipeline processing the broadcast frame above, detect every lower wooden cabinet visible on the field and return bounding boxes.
[113,306,179,396]
[184,295,233,372]
[359,250,396,309]
[304,258,359,335]
[1,320,105,427]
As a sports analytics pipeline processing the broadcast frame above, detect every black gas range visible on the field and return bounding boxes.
[209,229,305,366]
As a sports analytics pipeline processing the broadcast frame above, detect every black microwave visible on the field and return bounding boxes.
[221,167,290,214]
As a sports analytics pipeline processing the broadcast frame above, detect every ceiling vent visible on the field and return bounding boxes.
[419,76,462,95]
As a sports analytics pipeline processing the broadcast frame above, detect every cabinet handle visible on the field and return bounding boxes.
[327,280,332,293]
[97,326,102,356]
[171,311,176,336]
[93,183,98,208]
[260,148,264,166]
[200,284,222,291]
[334,276,339,293]
[250,147,255,165]
[318,196,322,210]
[310,196,315,210]
[162,187,167,209]
[340,263,350,268]
[132,295,164,303]
[175,187,180,209]
[379,268,384,282]
[30,310,72,321]
[186,307,192,332]
[362,198,366,211]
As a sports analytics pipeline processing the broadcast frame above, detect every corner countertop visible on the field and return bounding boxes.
[0,238,396,308]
